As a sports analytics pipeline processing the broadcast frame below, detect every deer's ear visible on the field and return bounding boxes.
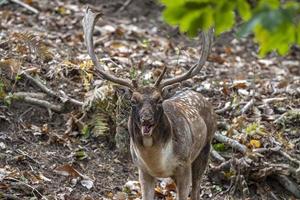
[161,83,179,99]
[115,85,132,100]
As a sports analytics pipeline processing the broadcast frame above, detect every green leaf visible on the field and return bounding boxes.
[215,10,235,35]
[81,125,90,138]
[75,149,88,160]
[161,0,300,57]
[213,143,226,152]
[183,8,214,37]
[163,5,188,25]
[258,0,280,9]
[296,25,300,45]
[236,0,252,20]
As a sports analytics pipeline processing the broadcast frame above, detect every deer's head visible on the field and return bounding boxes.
[130,87,164,136]
[82,8,213,137]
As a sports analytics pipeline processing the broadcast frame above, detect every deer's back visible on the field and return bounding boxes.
[163,90,216,162]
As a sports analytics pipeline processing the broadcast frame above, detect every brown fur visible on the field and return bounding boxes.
[128,88,216,200]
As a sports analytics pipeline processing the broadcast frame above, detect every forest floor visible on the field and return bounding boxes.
[0,0,300,200]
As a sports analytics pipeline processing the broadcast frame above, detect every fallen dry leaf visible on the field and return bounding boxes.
[54,164,81,177]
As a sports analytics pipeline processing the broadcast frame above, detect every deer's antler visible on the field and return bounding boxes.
[82,7,134,89]
[156,28,214,89]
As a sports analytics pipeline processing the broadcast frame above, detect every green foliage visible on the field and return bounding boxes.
[92,113,109,137]
[276,110,300,129]
[161,0,300,56]
[0,80,5,100]
[245,122,265,135]
[81,124,90,138]
[75,149,88,160]
[213,143,226,151]
[129,67,138,80]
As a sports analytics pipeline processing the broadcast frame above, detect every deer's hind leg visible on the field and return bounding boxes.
[191,143,211,200]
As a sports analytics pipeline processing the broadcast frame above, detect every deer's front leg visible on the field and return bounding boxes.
[139,168,155,200]
[174,166,191,200]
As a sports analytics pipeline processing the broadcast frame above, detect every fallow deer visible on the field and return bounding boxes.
[83,8,216,200]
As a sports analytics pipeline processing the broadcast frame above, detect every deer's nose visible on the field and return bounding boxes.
[141,113,153,124]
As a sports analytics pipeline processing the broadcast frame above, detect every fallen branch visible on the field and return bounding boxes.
[11,93,63,112]
[274,175,300,198]
[22,72,56,97]
[210,148,226,163]
[235,98,255,116]
[11,92,46,99]
[10,0,39,14]
[214,132,247,154]
[22,72,83,106]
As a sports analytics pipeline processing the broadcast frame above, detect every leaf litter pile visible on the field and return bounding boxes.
[0,0,299,199]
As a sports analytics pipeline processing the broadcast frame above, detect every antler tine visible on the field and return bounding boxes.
[159,28,214,89]
[82,7,134,89]
[154,66,167,87]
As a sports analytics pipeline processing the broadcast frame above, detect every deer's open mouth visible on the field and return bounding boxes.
[142,124,154,136]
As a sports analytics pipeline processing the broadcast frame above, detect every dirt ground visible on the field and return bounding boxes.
[0,0,300,199]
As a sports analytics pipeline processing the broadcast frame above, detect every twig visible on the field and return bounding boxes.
[58,90,83,106]
[4,177,48,200]
[276,149,300,179]
[235,98,255,116]
[117,0,133,12]
[274,175,300,198]
[215,102,231,114]
[210,148,226,163]
[10,0,39,14]
[252,146,281,154]
[262,97,287,104]
[16,149,40,164]
[22,72,57,97]
[277,150,300,167]
[214,132,247,154]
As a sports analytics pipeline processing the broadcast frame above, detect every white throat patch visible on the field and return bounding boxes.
[142,136,153,147]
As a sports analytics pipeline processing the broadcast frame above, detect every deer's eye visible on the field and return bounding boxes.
[131,99,138,106]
